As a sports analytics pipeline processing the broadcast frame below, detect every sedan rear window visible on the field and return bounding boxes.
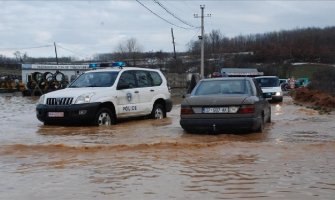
[193,79,251,96]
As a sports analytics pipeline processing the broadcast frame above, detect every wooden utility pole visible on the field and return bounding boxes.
[171,28,176,59]
[54,42,59,65]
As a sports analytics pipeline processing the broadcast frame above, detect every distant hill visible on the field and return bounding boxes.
[188,26,335,65]
[1,26,335,76]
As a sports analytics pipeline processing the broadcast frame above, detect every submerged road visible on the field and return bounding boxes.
[0,94,335,199]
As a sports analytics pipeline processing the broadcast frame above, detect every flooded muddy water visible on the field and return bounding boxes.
[1,93,335,199]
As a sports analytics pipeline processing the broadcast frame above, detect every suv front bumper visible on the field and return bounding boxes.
[36,103,101,125]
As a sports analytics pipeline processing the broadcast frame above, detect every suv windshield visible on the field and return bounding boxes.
[69,71,119,88]
[256,77,279,87]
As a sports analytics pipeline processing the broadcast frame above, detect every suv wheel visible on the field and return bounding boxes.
[94,108,115,126]
[151,103,166,119]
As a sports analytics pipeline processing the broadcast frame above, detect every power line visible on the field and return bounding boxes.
[190,28,201,42]
[0,43,90,59]
[56,44,90,58]
[164,1,197,15]
[136,0,195,30]
[153,0,198,28]
[0,45,53,51]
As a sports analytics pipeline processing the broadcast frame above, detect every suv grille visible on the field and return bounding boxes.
[46,97,73,105]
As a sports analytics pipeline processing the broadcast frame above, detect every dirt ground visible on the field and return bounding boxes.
[291,87,335,113]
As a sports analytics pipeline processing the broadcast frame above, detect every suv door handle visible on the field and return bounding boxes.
[134,91,139,93]
[150,89,154,92]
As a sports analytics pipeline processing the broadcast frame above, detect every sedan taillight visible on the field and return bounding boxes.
[238,105,255,114]
[180,105,194,115]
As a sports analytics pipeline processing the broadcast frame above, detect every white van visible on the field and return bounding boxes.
[36,67,172,125]
[255,76,283,102]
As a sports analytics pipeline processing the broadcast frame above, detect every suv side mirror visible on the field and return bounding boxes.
[117,82,130,90]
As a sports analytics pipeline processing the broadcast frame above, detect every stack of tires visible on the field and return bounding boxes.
[27,71,68,93]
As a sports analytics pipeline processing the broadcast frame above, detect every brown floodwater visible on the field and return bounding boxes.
[1,93,335,199]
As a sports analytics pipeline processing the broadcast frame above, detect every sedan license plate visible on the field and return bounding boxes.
[203,107,229,113]
[48,112,64,117]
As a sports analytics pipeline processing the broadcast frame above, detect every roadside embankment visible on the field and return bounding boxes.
[291,87,335,113]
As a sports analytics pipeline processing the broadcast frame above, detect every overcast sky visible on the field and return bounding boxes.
[0,0,334,59]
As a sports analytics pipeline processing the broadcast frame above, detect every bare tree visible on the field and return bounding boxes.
[188,27,335,64]
[116,37,142,66]
[13,51,28,63]
[209,29,222,56]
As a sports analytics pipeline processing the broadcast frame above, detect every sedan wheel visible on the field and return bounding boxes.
[254,116,264,133]
[267,109,272,123]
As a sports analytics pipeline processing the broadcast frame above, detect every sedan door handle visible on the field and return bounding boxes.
[150,89,155,92]
[134,91,139,93]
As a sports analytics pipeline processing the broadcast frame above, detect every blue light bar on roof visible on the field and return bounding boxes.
[88,62,126,69]
[112,61,126,67]
[89,63,98,68]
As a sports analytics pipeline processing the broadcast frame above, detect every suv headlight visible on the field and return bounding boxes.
[75,93,95,104]
[38,95,45,104]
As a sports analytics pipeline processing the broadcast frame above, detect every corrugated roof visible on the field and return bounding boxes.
[221,68,259,73]
[220,68,263,76]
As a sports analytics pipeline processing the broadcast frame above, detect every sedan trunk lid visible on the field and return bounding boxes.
[185,95,250,106]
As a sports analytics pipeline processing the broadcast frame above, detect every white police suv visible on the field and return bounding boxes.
[36,67,172,125]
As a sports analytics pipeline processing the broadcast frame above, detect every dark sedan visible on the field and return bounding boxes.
[180,77,271,133]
